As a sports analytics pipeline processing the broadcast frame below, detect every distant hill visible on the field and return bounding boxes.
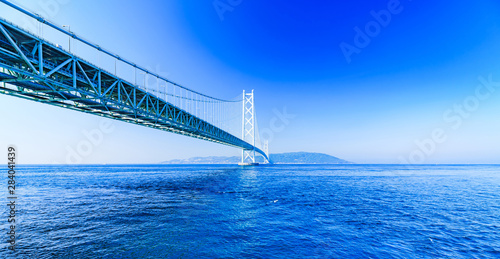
[161,152,352,164]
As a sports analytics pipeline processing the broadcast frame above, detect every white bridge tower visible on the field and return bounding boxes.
[240,90,258,165]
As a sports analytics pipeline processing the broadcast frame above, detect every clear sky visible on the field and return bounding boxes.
[1,0,500,164]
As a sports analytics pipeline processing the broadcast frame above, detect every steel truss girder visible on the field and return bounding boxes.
[0,18,268,153]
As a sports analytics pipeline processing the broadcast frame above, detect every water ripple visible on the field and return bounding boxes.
[0,164,499,258]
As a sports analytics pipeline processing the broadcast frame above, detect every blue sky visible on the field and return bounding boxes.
[1,0,500,164]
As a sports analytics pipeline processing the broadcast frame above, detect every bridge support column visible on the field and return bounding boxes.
[239,90,258,166]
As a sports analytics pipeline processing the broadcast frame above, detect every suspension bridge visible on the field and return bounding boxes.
[0,1,269,165]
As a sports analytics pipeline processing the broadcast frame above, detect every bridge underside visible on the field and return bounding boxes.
[0,18,268,161]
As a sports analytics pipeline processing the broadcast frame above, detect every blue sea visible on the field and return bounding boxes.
[1,164,499,258]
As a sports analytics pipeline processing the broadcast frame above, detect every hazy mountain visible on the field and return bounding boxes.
[161,152,352,164]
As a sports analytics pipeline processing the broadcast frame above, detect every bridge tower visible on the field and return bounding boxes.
[240,90,258,165]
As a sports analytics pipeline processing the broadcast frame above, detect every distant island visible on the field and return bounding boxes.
[161,152,352,164]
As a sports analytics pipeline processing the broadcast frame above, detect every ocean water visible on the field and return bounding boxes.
[1,164,500,258]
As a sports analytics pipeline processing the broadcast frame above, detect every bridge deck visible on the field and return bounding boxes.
[0,17,267,159]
